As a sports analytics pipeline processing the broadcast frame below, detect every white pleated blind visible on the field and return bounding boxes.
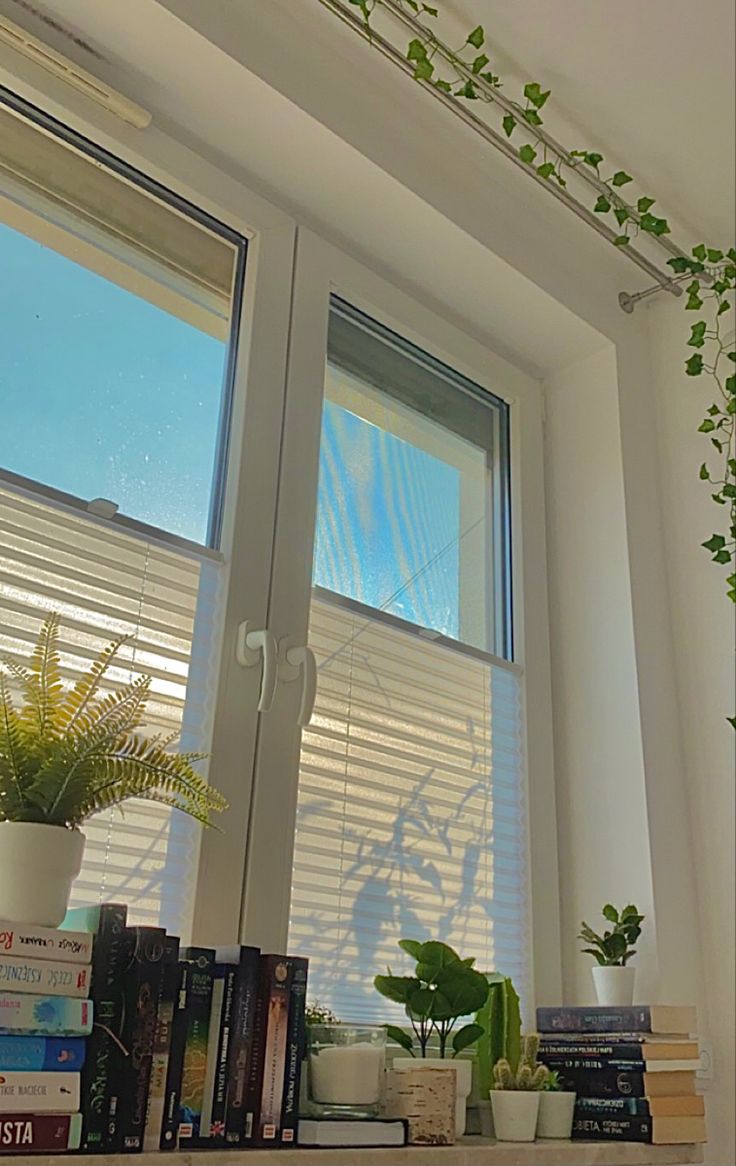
[0,481,222,939]
[289,592,529,1022]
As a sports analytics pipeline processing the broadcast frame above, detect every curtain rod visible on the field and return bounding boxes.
[316,0,689,302]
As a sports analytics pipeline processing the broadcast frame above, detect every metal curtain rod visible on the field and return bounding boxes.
[316,0,690,301]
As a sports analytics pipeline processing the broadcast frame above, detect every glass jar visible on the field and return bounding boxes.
[307,1024,387,1118]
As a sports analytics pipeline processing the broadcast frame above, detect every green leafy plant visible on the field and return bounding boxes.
[340,0,736,622]
[0,612,227,829]
[305,1001,341,1026]
[541,1069,564,1092]
[475,973,521,1098]
[374,938,489,1057]
[492,1034,549,1091]
[578,903,644,966]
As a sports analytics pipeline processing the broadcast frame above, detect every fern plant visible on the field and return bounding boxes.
[0,613,227,829]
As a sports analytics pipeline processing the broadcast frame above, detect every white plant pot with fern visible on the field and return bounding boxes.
[490,1090,540,1142]
[592,964,636,1006]
[536,1090,576,1138]
[0,821,85,926]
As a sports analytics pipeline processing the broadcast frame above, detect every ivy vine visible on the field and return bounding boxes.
[348,0,736,610]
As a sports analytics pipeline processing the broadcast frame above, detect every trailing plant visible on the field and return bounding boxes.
[305,1001,341,1026]
[491,1034,549,1091]
[346,0,736,619]
[475,973,521,1098]
[0,612,227,829]
[578,903,644,967]
[374,938,489,1057]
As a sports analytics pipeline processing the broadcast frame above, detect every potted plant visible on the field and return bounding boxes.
[0,612,227,925]
[536,1070,576,1139]
[474,973,521,1137]
[490,1034,549,1142]
[375,939,489,1136]
[578,904,644,1005]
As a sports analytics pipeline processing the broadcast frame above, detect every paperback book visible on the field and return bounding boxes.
[0,955,90,998]
[555,1067,696,1099]
[0,1036,85,1072]
[572,1112,706,1144]
[159,961,190,1151]
[0,1072,80,1113]
[0,1113,83,1153]
[142,935,180,1153]
[575,1095,705,1118]
[536,1004,697,1035]
[115,926,167,1152]
[246,954,307,1148]
[176,948,215,1144]
[219,945,260,1147]
[0,994,92,1037]
[0,922,93,966]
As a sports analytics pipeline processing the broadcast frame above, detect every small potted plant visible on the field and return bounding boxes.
[536,1070,576,1139]
[375,939,489,1136]
[0,613,227,925]
[490,1034,549,1142]
[578,903,644,1005]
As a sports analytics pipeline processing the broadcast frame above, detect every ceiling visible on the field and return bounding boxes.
[443,0,735,244]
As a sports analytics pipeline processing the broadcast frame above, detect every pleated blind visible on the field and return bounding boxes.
[0,480,222,939]
[289,591,529,1022]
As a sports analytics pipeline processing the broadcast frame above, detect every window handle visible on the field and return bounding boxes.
[235,622,278,713]
[279,641,318,727]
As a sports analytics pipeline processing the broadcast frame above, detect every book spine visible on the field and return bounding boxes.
[575,1097,650,1116]
[223,947,260,1146]
[542,1056,646,1071]
[0,1036,85,1072]
[540,1042,646,1059]
[142,936,180,1154]
[0,1072,80,1113]
[0,994,93,1036]
[554,1068,647,1098]
[182,965,226,1147]
[0,923,93,966]
[207,965,237,1142]
[159,962,189,1151]
[280,957,308,1146]
[78,902,128,1155]
[572,1113,652,1142]
[0,955,90,999]
[115,928,166,1153]
[251,956,292,1147]
[537,1006,653,1033]
[176,948,215,1144]
[0,1112,83,1152]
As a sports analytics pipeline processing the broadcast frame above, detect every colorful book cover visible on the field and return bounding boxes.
[0,1112,83,1152]
[220,945,260,1145]
[142,935,180,1153]
[0,955,90,998]
[176,948,215,1143]
[159,961,189,1150]
[245,955,292,1146]
[0,1036,85,1072]
[0,994,92,1037]
[182,963,228,1146]
[115,927,167,1152]
[208,964,237,1142]
[0,922,93,966]
[280,956,308,1145]
[0,1072,80,1113]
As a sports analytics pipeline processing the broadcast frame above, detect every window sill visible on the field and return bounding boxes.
[8,1140,703,1166]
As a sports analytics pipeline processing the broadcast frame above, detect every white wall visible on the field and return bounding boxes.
[648,299,736,1166]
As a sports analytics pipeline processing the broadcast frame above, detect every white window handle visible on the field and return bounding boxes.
[279,641,318,727]
[235,622,278,713]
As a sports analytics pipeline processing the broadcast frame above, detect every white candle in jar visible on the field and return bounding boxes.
[310,1043,383,1104]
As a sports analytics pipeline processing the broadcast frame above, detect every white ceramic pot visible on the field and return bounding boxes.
[592,964,636,1006]
[0,822,85,925]
[490,1090,540,1142]
[393,1057,472,1137]
[537,1090,576,1138]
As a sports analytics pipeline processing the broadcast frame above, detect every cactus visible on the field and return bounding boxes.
[491,1033,550,1091]
[475,974,521,1096]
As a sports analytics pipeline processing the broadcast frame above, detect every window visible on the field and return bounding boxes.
[0,97,245,938]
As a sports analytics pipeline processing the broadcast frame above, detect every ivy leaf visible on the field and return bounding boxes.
[714,549,732,564]
[594,195,611,213]
[584,152,603,168]
[728,248,736,262]
[612,170,633,187]
[434,78,452,92]
[703,534,726,553]
[472,52,490,73]
[638,197,656,213]
[404,0,420,9]
[712,438,724,452]
[537,161,556,179]
[726,375,735,395]
[519,143,537,164]
[502,114,516,137]
[699,463,711,480]
[614,235,630,246]
[466,25,485,48]
[723,483,736,497]
[698,418,715,432]
[718,301,732,315]
[524,81,550,108]
[686,293,703,311]
[407,37,428,62]
[692,243,708,262]
[708,404,720,415]
[640,213,670,236]
[481,71,500,85]
[422,3,439,13]
[707,248,724,263]
[668,257,690,273]
[728,399,736,415]
[456,79,477,98]
[728,352,736,362]
[614,208,630,226]
[523,108,543,126]
[688,321,707,348]
[687,354,705,376]
[729,716,736,730]
[413,58,434,80]
[712,492,726,504]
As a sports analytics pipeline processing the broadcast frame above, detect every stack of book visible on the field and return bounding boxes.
[0,917,94,1154]
[537,1004,706,1147]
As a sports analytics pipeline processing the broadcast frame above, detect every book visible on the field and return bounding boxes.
[176,947,215,1143]
[572,1112,706,1144]
[159,961,189,1151]
[181,962,227,1147]
[280,956,308,1145]
[200,959,239,1145]
[0,1113,83,1153]
[536,1004,697,1035]
[0,1071,80,1113]
[142,935,180,1153]
[541,1055,701,1073]
[540,1038,699,1060]
[245,954,292,1147]
[115,926,167,1152]
[219,945,260,1146]
[0,1036,85,1072]
[555,1067,696,1098]
[575,1095,705,1118]
[0,955,90,999]
[298,1119,408,1147]
[0,922,93,966]
[70,902,128,1154]
[0,994,92,1037]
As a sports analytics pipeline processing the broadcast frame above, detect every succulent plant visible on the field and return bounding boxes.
[492,1034,549,1091]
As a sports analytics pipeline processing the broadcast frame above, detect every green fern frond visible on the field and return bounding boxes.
[54,632,131,734]
[25,612,63,734]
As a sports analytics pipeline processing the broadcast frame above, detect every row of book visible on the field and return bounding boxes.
[0,907,308,1154]
[536,1004,706,1146]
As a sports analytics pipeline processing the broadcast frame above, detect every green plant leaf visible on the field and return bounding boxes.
[640,213,670,236]
[502,114,516,137]
[452,1023,485,1055]
[637,197,656,213]
[707,248,724,263]
[699,463,711,480]
[612,170,633,187]
[614,208,630,226]
[703,534,726,553]
[668,257,690,273]
[686,293,703,311]
[435,79,452,92]
[523,108,543,126]
[714,549,732,564]
[407,37,428,62]
[698,418,715,432]
[422,3,439,13]
[472,53,489,74]
[466,25,485,48]
[523,81,550,108]
[726,376,736,395]
[519,144,537,164]
[537,161,556,179]
[413,58,434,80]
[686,354,705,376]
[407,986,441,1019]
[688,321,707,348]
[415,941,461,972]
[456,79,477,98]
[583,151,603,168]
[433,963,490,1017]
[594,195,611,213]
[614,235,630,246]
[718,301,732,315]
[385,1024,414,1053]
[374,974,421,1004]
[692,243,707,261]
[602,904,619,923]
